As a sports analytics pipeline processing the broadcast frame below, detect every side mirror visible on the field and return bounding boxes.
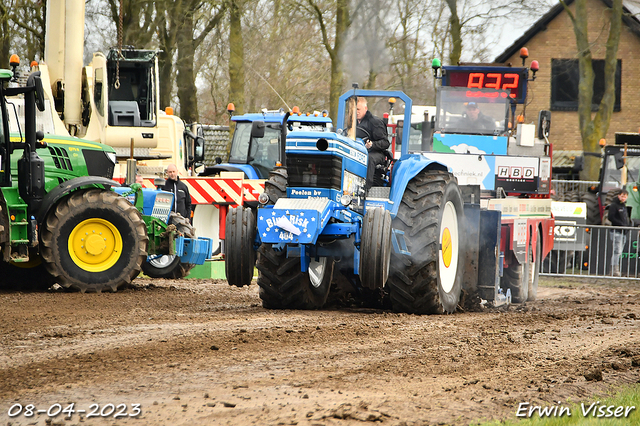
[573,155,584,172]
[34,75,45,112]
[153,177,166,188]
[537,110,551,139]
[251,120,265,139]
[193,136,205,163]
[614,151,625,170]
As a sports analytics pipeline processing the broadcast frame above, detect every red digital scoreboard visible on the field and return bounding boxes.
[442,66,529,104]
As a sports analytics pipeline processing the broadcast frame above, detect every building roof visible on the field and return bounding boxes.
[495,0,640,63]
[553,149,584,169]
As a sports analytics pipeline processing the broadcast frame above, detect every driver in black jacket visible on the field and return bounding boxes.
[355,98,389,187]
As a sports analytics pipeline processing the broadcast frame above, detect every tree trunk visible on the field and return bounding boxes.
[566,0,622,180]
[331,0,350,121]
[176,13,198,123]
[229,0,245,115]
[445,0,462,66]
[0,2,10,69]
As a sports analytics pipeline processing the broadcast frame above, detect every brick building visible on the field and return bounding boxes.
[495,0,640,173]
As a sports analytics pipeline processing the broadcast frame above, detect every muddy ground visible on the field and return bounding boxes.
[0,276,639,426]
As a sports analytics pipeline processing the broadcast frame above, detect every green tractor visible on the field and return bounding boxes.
[0,68,210,291]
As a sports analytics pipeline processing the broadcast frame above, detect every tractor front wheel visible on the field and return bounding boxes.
[257,245,334,309]
[40,189,148,292]
[142,212,196,279]
[502,248,529,303]
[225,206,257,287]
[527,230,542,301]
[360,208,392,290]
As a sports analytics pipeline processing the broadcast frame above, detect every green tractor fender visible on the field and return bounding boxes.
[35,176,121,223]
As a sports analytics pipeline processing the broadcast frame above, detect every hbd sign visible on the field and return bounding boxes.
[497,166,535,180]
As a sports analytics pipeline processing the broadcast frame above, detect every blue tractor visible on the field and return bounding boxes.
[224,89,498,314]
[199,108,332,180]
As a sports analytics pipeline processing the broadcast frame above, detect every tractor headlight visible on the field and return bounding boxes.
[340,194,352,206]
[258,192,270,205]
[106,152,116,164]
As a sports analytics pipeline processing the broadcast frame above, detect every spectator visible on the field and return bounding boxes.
[355,98,389,187]
[162,164,192,220]
[607,188,630,277]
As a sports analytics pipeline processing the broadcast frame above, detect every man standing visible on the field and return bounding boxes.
[607,188,630,277]
[355,98,389,187]
[162,164,192,220]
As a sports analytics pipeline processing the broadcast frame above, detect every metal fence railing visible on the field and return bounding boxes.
[550,179,599,201]
[541,223,640,279]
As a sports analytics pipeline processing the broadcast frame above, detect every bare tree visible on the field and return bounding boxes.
[228,0,245,115]
[561,0,622,180]
[0,0,45,68]
[106,0,156,49]
[174,0,227,123]
[300,0,352,120]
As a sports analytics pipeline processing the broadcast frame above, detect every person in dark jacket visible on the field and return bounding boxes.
[355,98,390,187]
[162,164,192,220]
[463,102,495,131]
[607,188,630,276]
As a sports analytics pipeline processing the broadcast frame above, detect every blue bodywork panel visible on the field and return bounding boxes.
[286,130,368,179]
[386,154,448,217]
[214,163,261,179]
[176,235,214,264]
[113,187,174,223]
[232,112,332,125]
[257,198,336,245]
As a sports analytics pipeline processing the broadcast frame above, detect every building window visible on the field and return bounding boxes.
[550,59,621,112]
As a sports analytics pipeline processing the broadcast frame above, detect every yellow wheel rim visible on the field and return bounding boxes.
[68,218,122,272]
[441,227,452,268]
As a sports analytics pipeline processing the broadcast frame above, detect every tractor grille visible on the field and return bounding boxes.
[48,146,73,171]
[286,154,342,190]
[83,150,115,178]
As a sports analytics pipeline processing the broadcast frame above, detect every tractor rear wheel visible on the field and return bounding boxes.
[257,245,334,309]
[0,258,56,291]
[360,208,392,290]
[40,189,148,292]
[527,230,542,301]
[387,169,465,314]
[142,212,196,279]
[225,206,257,287]
[502,248,529,303]
[582,192,601,225]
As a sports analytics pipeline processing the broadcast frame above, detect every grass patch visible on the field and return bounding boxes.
[538,276,639,290]
[481,384,639,425]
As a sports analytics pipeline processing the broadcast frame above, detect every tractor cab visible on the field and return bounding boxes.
[434,87,510,136]
[200,109,331,179]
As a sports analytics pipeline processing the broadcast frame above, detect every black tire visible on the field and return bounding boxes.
[225,206,257,287]
[264,167,288,204]
[527,230,542,301]
[387,169,465,314]
[582,192,601,225]
[0,259,56,291]
[502,248,529,303]
[564,191,581,202]
[360,208,392,290]
[142,212,196,279]
[40,189,148,292]
[257,244,334,309]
